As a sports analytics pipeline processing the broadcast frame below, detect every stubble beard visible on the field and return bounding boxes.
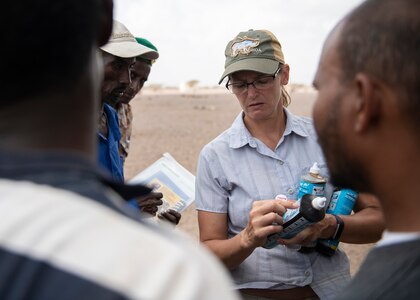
[317,95,371,192]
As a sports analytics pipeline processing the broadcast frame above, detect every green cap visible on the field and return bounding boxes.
[133,37,159,61]
[135,37,158,52]
[219,29,285,84]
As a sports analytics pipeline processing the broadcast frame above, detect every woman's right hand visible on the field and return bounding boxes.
[198,197,298,270]
[241,198,299,248]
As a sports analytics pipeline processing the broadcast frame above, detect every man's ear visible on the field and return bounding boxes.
[97,0,114,47]
[353,73,381,132]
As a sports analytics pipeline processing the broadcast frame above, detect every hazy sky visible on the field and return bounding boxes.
[114,0,364,88]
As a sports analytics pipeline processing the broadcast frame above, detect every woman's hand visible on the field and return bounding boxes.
[241,198,299,249]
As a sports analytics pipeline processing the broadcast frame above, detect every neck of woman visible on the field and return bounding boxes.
[244,108,287,151]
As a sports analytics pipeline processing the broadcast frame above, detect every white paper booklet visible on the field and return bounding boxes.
[129,153,195,213]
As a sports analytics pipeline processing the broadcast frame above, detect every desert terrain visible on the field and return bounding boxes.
[124,86,375,275]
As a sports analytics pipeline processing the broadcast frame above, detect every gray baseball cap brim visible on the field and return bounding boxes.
[218,58,279,84]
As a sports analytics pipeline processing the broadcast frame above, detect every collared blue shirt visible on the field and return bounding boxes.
[195,109,350,298]
[98,103,124,182]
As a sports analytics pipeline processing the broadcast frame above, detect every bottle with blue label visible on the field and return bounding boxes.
[293,162,328,252]
[316,188,358,256]
[297,162,327,200]
[263,194,327,249]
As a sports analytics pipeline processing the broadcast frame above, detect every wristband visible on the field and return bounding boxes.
[332,214,344,241]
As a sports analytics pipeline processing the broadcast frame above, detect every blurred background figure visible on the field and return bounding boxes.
[0,2,240,298]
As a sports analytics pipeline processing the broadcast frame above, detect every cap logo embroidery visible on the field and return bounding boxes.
[112,32,134,39]
[230,37,260,57]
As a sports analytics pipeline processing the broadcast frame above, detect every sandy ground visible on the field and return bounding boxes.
[125,88,375,275]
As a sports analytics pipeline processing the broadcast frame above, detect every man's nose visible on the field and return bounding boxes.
[120,67,132,85]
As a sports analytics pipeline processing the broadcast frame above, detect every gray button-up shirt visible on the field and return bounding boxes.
[196,109,351,299]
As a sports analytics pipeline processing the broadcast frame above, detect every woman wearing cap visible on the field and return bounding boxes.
[195,29,384,299]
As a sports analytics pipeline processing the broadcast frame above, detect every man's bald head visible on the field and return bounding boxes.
[336,0,420,130]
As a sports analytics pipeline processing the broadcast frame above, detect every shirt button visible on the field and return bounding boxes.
[279,161,284,165]
[304,270,311,276]
[287,188,294,195]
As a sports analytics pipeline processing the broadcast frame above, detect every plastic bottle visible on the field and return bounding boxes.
[316,188,358,256]
[292,162,328,252]
[297,162,327,200]
[263,194,327,249]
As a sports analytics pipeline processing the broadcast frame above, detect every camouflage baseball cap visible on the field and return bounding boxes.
[219,29,285,84]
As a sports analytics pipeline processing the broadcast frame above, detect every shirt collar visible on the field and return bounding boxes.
[283,108,310,138]
[229,108,309,149]
[376,230,420,248]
